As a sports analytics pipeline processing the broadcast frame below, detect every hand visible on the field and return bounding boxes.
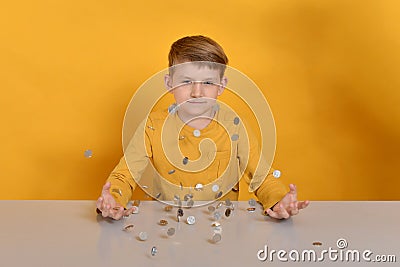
[96,182,135,220]
[264,184,309,220]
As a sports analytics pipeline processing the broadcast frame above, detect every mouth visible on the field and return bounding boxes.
[187,101,207,104]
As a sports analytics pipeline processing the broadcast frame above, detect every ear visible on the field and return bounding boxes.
[217,76,228,96]
[164,74,173,93]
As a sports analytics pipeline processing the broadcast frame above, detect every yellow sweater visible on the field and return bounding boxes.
[107,105,288,210]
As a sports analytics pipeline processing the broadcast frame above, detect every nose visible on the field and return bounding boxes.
[190,82,203,98]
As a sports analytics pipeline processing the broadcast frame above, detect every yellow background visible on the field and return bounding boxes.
[1,0,399,201]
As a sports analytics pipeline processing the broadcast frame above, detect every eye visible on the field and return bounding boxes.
[202,81,214,85]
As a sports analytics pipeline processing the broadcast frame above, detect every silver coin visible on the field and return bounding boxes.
[212,233,222,243]
[155,192,162,199]
[225,208,232,217]
[167,227,175,236]
[138,232,148,241]
[151,246,157,256]
[84,149,93,158]
[215,191,223,199]
[183,157,189,165]
[233,117,240,125]
[184,194,193,201]
[248,198,256,207]
[168,169,176,175]
[186,215,196,225]
[193,129,201,137]
[212,184,219,192]
[231,134,239,141]
[213,211,222,221]
[273,170,281,178]
[208,205,215,212]
[187,199,194,207]
[194,183,204,191]
[211,221,221,227]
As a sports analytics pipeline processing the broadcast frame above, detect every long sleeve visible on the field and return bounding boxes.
[237,122,288,210]
[106,118,153,208]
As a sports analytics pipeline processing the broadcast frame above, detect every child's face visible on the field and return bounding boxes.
[165,62,227,118]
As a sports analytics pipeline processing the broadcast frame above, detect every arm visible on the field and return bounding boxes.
[96,118,153,219]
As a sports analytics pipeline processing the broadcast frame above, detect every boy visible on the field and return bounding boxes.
[96,35,309,220]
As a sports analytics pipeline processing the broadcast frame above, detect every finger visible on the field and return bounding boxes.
[111,207,124,220]
[265,208,283,219]
[289,202,299,216]
[96,197,103,210]
[289,184,298,197]
[277,203,291,219]
[102,182,111,195]
[297,200,310,210]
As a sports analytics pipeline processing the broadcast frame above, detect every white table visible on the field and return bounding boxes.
[0,201,398,266]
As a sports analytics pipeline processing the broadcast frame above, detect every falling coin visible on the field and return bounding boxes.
[231,134,239,141]
[168,169,176,175]
[151,246,157,256]
[84,149,93,158]
[212,233,222,243]
[187,199,194,207]
[215,191,223,199]
[233,117,240,125]
[164,205,173,212]
[184,194,193,201]
[167,227,175,236]
[182,157,189,165]
[194,183,204,191]
[186,216,196,225]
[159,219,168,226]
[138,232,148,241]
[155,192,162,199]
[272,170,281,178]
[208,205,215,212]
[212,184,219,192]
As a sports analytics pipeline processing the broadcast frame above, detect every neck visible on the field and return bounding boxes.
[177,110,215,130]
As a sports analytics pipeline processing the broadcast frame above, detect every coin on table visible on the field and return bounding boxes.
[167,227,176,236]
[313,241,323,246]
[213,211,222,221]
[208,205,215,212]
[247,207,256,212]
[213,227,222,234]
[159,219,168,226]
[164,205,173,212]
[138,232,148,241]
[248,198,256,207]
[211,221,221,227]
[186,215,196,225]
[225,208,232,217]
[122,224,134,232]
[212,233,222,243]
[225,199,232,207]
[216,201,224,209]
[131,206,139,214]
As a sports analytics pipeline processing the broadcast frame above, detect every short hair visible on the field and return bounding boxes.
[168,35,229,77]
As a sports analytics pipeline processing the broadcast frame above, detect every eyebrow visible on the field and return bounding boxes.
[177,76,217,81]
